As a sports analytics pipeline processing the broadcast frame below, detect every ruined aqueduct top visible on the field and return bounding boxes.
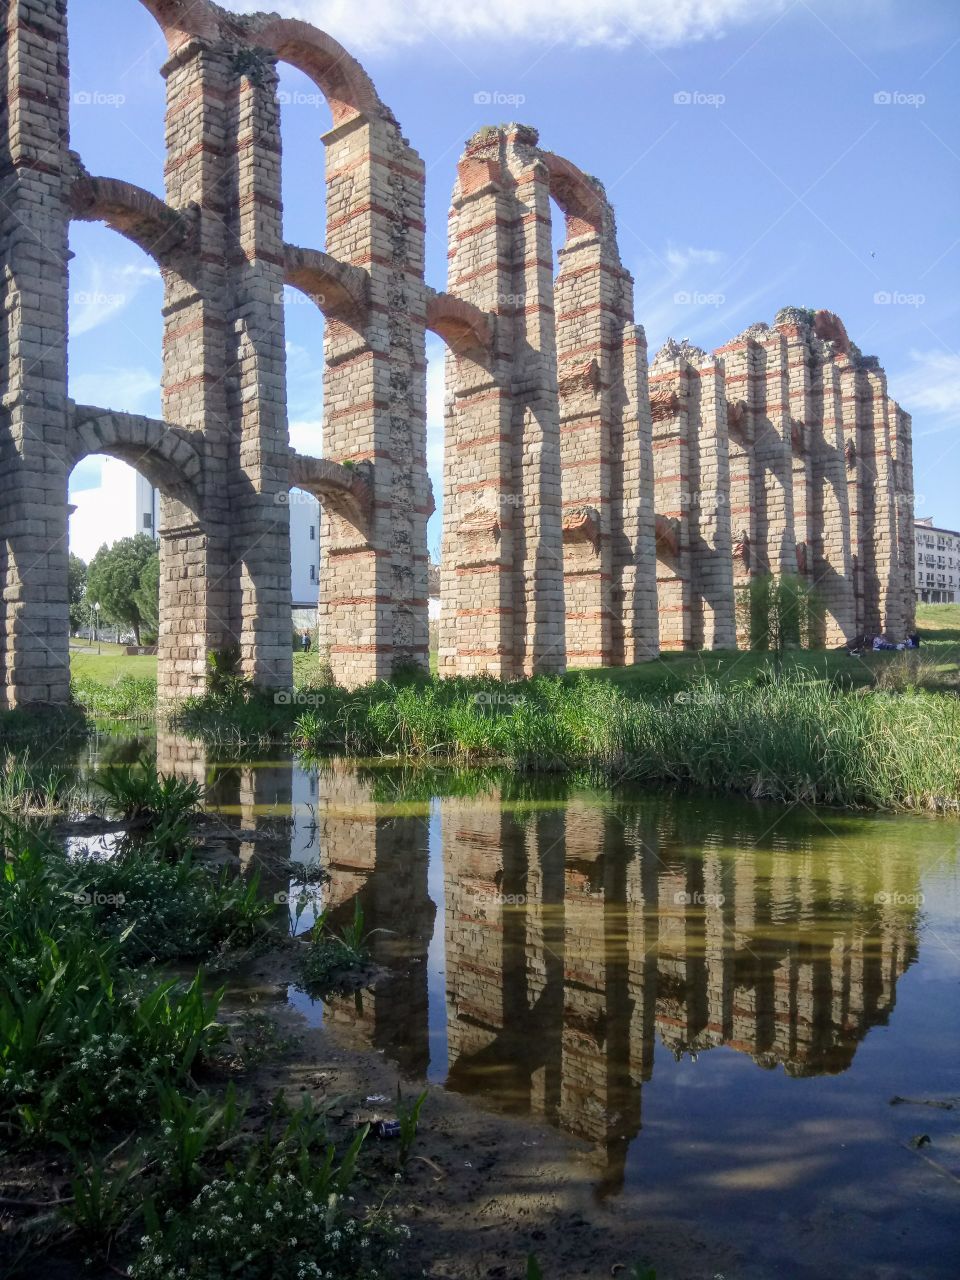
[0,0,914,706]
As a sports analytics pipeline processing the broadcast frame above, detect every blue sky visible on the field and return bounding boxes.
[66,0,960,547]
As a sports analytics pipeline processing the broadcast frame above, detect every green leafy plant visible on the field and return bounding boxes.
[151,1082,244,1200]
[63,1144,145,1258]
[94,758,202,858]
[299,899,373,994]
[395,1084,427,1167]
[0,751,82,815]
[132,1112,408,1280]
[0,830,227,1147]
[96,758,202,827]
[73,849,271,963]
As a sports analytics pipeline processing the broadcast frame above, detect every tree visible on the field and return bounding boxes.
[68,553,87,633]
[86,534,159,645]
[133,550,160,642]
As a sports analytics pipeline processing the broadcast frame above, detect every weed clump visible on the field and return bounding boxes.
[298,900,372,994]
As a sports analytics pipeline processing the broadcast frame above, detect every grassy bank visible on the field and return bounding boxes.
[169,664,960,812]
[54,608,960,813]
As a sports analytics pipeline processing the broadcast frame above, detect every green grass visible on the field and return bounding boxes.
[173,658,960,811]
[916,601,960,641]
[70,649,158,680]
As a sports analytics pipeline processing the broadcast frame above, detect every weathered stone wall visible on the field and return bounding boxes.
[0,2,914,706]
[650,308,914,652]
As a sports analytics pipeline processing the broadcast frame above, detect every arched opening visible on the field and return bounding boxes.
[66,222,166,658]
[276,61,331,250]
[68,0,166,194]
[282,288,325,665]
[68,437,199,650]
[425,332,446,661]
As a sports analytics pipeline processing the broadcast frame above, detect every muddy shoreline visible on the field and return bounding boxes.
[230,955,743,1280]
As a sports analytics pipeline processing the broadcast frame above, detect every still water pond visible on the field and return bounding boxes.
[87,729,960,1276]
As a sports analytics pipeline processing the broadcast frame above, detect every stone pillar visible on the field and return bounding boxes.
[439,144,515,677]
[783,323,815,588]
[553,177,616,667]
[687,357,735,649]
[159,36,235,701]
[649,346,691,650]
[441,126,565,678]
[319,112,429,685]
[860,366,901,638]
[615,322,659,663]
[757,320,797,578]
[714,328,761,647]
[0,0,71,706]
[811,352,856,644]
[224,50,291,689]
[504,128,565,675]
[893,405,915,634]
[838,354,864,634]
[550,159,659,668]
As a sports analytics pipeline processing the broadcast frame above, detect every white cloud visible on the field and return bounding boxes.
[70,261,161,337]
[289,418,324,456]
[893,350,960,430]
[664,244,726,274]
[284,337,326,422]
[222,0,789,55]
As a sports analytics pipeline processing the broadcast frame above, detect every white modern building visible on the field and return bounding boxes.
[914,517,959,604]
[289,488,321,628]
[69,456,158,561]
[69,460,321,625]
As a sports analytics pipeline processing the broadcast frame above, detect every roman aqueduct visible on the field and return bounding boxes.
[0,0,915,706]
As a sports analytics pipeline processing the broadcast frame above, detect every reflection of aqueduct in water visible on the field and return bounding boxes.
[2,1,915,706]
[229,757,918,1196]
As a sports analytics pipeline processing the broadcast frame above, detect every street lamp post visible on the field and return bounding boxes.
[94,601,101,655]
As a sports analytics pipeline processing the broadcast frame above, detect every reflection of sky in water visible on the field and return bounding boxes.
[287,772,960,1276]
[86,735,960,1277]
[287,983,323,1025]
[64,831,123,861]
[284,762,323,935]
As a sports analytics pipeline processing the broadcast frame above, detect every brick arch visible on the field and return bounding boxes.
[283,244,369,328]
[135,0,219,48]
[289,452,372,537]
[136,3,383,127]
[426,290,494,360]
[254,19,385,128]
[813,310,853,357]
[70,405,203,513]
[541,151,607,239]
[70,175,193,262]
